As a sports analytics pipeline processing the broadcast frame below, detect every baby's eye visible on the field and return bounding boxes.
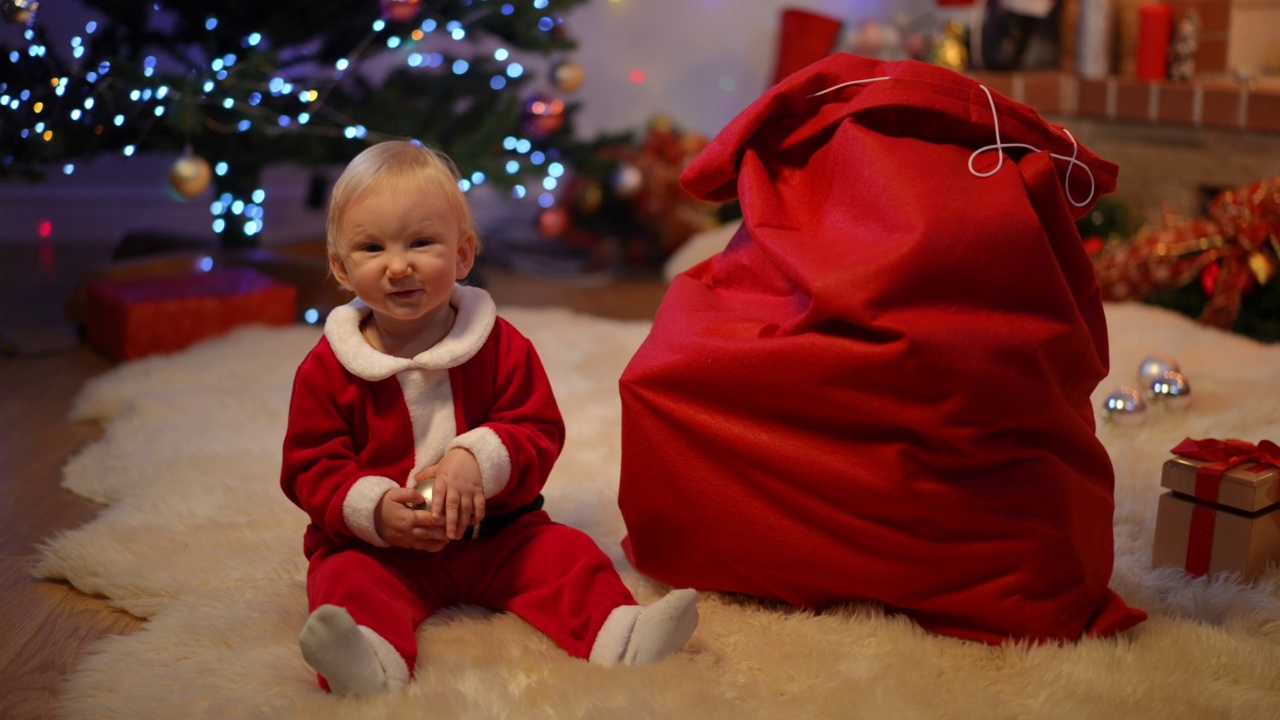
[410,238,433,248]
[359,242,383,253]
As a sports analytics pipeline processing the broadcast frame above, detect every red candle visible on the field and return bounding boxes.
[1136,3,1173,81]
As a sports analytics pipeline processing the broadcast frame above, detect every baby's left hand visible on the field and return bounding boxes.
[415,447,486,540]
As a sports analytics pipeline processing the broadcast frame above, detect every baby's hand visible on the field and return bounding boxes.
[415,448,486,540]
[375,486,449,552]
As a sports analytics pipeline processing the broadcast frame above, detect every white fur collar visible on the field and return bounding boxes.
[324,284,497,381]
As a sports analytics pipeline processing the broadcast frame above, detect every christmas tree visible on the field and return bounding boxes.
[0,0,588,247]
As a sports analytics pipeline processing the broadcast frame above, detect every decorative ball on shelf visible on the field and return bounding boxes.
[610,161,644,199]
[168,150,213,200]
[1137,354,1180,386]
[552,59,586,93]
[521,93,566,139]
[1148,371,1192,408]
[537,206,570,239]
[2,0,39,25]
[576,182,604,214]
[379,0,421,22]
[1102,387,1149,426]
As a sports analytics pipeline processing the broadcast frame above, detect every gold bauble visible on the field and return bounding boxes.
[552,59,586,93]
[169,152,213,199]
[2,0,39,25]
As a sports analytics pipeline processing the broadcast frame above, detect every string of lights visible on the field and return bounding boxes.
[0,0,588,246]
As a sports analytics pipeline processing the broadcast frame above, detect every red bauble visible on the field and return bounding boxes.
[537,206,570,238]
[380,0,421,22]
[521,93,566,138]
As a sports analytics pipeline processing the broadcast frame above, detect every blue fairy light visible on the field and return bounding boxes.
[506,62,523,78]
[547,161,564,177]
[252,189,266,203]
[530,151,545,165]
[215,162,229,176]
[113,114,124,125]
[542,176,557,190]
[213,218,226,233]
[538,192,553,208]
[458,179,472,192]
[205,17,218,31]
[304,308,320,324]
[62,163,75,174]
[237,119,250,131]
[505,160,519,174]
[408,53,423,67]
[494,48,509,61]
[420,19,437,32]
[471,171,486,185]
[502,4,514,15]
[490,76,506,90]
[511,185,526,199]
[387,37,401,49]
[373,20,386,32]
[452,59,469,74]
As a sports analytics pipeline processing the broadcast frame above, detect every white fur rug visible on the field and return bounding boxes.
[37,303,1280,719]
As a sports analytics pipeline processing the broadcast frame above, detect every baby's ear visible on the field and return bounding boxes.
[329,251,353,290]
[456,232,477,279]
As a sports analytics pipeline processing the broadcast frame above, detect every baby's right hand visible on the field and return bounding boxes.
[375,487,449,552]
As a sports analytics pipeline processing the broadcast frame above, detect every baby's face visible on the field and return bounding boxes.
[329,183,475,333]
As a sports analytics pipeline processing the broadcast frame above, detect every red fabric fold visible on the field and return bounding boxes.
[619,53,1145,644]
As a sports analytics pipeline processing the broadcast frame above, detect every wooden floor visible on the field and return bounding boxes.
[0,241,667,719]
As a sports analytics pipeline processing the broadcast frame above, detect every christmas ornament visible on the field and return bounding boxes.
[2,0,38,25]
[1168,10,1200,82]
[379,0,421,23]
[168,150,213,199]
[1102,387,1148,426]
[405,479,433,508]
[1092,173,1280,332]
[552,59,586,93]
[1137,355,1180,386]
[610,161,643,198]
[576,182,604,214]
[537,206,569,238]
[521,93,565,139]
[1148,371,1192,408]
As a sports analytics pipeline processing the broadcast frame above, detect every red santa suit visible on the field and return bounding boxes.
[281,285,637,685]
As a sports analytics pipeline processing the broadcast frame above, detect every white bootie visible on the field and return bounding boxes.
[299,604,408,696]
[589,589,699,666]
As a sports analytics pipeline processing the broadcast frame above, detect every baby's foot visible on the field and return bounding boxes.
[624,588,699,665]
[299,605,389,696]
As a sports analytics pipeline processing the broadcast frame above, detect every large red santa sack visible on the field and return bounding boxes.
[618,53,1146,644]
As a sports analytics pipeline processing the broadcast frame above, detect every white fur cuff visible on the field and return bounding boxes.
[447,427,511,498]
[343,475,399,547]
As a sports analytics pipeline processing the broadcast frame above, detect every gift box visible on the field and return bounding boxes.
[1152,438,1280,581]
[85,268,297,361]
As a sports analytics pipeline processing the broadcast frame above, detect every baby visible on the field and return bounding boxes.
[280,139,697,695]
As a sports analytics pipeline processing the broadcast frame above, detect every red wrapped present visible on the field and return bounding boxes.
[85,268,297,361]
[1152,438,1280,581]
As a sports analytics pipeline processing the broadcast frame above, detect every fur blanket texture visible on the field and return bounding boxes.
[36,302,1280,719]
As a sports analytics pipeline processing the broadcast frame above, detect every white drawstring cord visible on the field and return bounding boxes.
[806,77,891,97]
[805,78,1096,208]
[969,84,1095,207]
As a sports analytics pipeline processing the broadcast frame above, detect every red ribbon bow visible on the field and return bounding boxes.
[1168,437,1280,577]
[1171,437,1280,469]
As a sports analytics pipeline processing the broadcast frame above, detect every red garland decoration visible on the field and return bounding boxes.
[1092,174,1280,329]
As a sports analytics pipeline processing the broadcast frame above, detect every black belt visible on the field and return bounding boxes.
[461,494,544,540]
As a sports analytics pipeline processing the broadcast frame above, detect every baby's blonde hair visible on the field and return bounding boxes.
[326,140,480,255]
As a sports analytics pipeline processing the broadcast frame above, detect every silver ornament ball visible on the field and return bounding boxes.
[1102,386,1148,426]
[1148,370,1191,409]
[1137,354,1180,386]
